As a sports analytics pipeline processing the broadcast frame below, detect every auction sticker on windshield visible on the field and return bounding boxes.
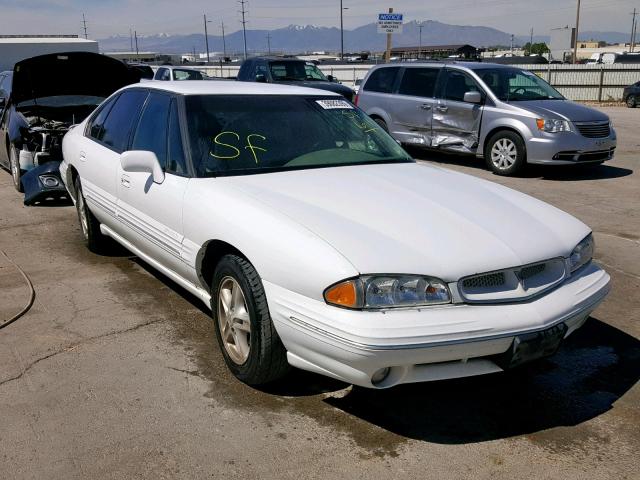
[316,99,353,110]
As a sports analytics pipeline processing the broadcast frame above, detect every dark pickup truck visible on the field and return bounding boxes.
[237,57,354,101]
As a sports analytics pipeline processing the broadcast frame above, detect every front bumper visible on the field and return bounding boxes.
[22,161,68,205]
[266,262,610,388]
[526,130,617,165]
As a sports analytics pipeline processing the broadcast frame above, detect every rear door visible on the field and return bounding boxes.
[432,68,485,153]
[78,89,148,227]
[357,66,400,133]
[389,66,441,146]
[116,92,191,277]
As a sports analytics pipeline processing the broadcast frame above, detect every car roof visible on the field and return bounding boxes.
[372,61,518,70]
[249,56,305,62]
[121,80,342,97]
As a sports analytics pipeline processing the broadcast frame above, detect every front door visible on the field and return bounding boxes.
[116,92,191,279]
[432,68,485,154]
[390,66,441,147]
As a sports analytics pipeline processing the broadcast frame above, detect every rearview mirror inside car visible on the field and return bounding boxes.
[120,150,165,184]
[464,91,482,104]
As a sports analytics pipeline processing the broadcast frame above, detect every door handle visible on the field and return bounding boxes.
[420,104,432,110]
[436,105,448,113]
[79,151,86,162]
[120,175,131,188]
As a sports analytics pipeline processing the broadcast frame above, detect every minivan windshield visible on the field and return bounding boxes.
[478,68,564,102]
[185,95,412,177]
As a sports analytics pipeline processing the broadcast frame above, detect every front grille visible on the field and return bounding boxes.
[462,272,505,289]
[458,258,567,303]
[553,148,615,162]
[575,121,610,138]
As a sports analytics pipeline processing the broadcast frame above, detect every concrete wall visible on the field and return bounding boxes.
[0,39,99,73]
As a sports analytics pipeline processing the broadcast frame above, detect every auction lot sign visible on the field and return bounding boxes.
[377,13,404,34]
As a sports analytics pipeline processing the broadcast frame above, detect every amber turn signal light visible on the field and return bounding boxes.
[324,280,359,308]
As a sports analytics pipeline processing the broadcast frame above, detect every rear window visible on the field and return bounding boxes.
[363,67,400,93]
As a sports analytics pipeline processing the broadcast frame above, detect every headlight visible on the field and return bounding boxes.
[536,118,572,133]
[39,175,60,188]
[324,275,451,310]
[568,234,594,273]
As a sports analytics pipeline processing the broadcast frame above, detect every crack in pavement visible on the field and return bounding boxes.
[0,317,166,388]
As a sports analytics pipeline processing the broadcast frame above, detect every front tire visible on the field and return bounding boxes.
[212,254,289,385]
[9,144,23,192]
[485,131,526,176]
[373,117,389,132]
[626,95,637,108]
[74,177,108,253]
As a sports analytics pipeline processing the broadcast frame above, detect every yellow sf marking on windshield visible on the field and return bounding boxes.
[245,134,267,164]
[210,131,240,159]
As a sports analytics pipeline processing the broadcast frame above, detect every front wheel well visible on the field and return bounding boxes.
[68,165,80,201]
[197,240,251,293]
[481,127,526,157]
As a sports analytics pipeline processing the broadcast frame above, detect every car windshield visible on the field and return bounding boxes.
[185,95,413,177]
[478,68,564,101]
[173,69,204,81]
[269,61,326,81]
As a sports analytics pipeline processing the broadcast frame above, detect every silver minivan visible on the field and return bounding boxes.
[356,62,617,175]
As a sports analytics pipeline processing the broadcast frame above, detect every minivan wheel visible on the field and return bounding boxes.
[211,254,290,386]
[373,117,389,132]
[485,131,526,176]
[74,177,108,253]
[9,144,23,192]
[626,95,637,108]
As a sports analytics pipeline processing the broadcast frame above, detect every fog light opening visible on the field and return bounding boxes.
[39,175,60,188]
[371,367,391,385]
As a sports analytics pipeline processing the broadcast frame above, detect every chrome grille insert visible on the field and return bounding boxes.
[458,258,567,303]
[574,121,610,138]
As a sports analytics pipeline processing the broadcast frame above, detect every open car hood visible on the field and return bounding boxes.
[12,52,140,105]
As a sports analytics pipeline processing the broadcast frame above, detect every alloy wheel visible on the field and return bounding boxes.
[491,138,517,170]
[77,192,89,240]
[217,276,252,365]
[10,147,20,187]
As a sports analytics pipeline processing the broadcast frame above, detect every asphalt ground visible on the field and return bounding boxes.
[0,107,638,479]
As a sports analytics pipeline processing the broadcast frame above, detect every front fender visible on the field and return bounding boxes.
[478,114,535,154]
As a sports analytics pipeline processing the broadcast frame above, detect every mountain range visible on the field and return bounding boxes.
[97,21,629,55]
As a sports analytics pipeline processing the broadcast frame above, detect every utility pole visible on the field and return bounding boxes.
[418,22,423,59]
[239,0,248,60]
[385,7,394,63]
[134,30,139,55]
[266,33,272,54]
[204,14,211,63]
[82,13,88,39]
[221,21,227,60]
[632,17,638,52]
[631,8,638,52]
[530,27,534,54]
[129,28,133,52]
[340,0,344,61]
[510,34,514,54]
[573,0,581,63]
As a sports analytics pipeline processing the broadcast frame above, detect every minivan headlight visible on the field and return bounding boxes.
[536,118,572,133]
[568,234,594,273]
[324,275,451,309]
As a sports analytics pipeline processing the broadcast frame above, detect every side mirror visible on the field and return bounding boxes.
[120,150,165,184]
[255,74,267,83]
[327,75,337,83]
[463,91,482,104]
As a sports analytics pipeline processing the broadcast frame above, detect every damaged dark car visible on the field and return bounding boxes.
[0,52,140,204]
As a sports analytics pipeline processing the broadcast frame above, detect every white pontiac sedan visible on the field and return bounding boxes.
[60,81,610,389]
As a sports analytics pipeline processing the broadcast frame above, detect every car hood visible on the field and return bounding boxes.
[12,52,139,106]
[276,80,353,97]
[225,163,590,281]
[514,99,609,122]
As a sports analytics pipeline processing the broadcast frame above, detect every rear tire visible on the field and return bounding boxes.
[9,144,23,193]
[626,95,637,108]
[74,177,108,253]
[485,131,526,176]
[212,254,290,386]
[373,117,389,132]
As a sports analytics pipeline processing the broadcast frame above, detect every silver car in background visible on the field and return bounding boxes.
[356,62,617,175]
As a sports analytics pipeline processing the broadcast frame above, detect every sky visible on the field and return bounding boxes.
[0,0,636,39]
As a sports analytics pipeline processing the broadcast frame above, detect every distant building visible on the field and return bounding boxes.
[390,44,480,60]
[0,35,98,72]
[578,41,600,49]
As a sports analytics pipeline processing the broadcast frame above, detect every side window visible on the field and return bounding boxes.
[155,68,170,81]
[442,70,483,102]
[162,69,171,81]
[87,95,119,140]
[398,68,440,98]
[100,90,148,152]
[363,67,400,93]
[167,99,187,174]
[131,92,171,168]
